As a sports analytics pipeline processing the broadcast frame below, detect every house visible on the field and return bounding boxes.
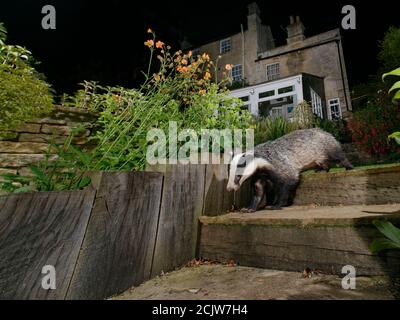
[190,2,352,120]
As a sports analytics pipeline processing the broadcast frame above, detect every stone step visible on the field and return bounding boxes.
[199,204,400,276]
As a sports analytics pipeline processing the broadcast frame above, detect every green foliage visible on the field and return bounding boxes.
[60,32,252,171]
[254,117,298,145]
[254,101,349,144]
[347,100,400,155]
[314,117,349,142]
[382,67,400,103]
[370,220,400,254]
[292,101,314,129]
[0,127,91,193]
[0,23,53,135]
[378,26,400,73]
[2,30,253,194]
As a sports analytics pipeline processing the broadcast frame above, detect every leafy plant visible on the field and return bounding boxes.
[0,22,53,135]
[347,101,400,155]
[370,220,400,254]
[378,26,400,73]
[0,126,91,193]
[382,67,400,103]
[61,30,253,171]
[254,117,298,144]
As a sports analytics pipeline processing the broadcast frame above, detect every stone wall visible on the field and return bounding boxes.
[0,106,97,177]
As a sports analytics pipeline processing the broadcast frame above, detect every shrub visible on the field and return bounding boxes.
[347,101,400,155]
[63,31,253,171]
[2,30,253,193]
[0,23,53,135]
[254,117,297,145]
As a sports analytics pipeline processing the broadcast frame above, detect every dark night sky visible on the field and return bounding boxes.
[0,0,398,95]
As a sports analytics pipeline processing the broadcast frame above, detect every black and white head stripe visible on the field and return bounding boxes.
[226,152,272,191]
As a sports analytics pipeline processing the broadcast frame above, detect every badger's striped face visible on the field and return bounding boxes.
[226,152,272,192]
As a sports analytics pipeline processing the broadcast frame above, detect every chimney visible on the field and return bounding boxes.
[286,15,305,44]
[247,2,261,33]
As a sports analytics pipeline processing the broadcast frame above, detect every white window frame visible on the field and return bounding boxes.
[266,63,280,81]
[220,38,231,54]
[328,98,342,120]
[231,64,243,82]
[310,88,323,118]
[229,75,304,119]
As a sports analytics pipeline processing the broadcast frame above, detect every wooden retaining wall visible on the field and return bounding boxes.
[1,163,400,299]
[0,163,247,300]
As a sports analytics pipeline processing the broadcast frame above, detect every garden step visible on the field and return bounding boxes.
[199,204,400,276]
[293,163,400,206]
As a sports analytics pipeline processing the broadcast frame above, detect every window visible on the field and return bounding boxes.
[231,64,242,82]
[278,86,294,94]
[259,90,274,99]
[220,38,231,54]
[239,96,250,111]
[328,98,342,120]
[310,88,323,118]
[266,63,280,81]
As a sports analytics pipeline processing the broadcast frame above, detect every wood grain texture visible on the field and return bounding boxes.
[0,190,95,299]
[147,164,206,277]
[199,220,400,276]
[203,164,234,216]
[66,172,163,299]
[295,166,400,206]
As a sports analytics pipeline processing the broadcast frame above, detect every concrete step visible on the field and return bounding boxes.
[199,204,400,276]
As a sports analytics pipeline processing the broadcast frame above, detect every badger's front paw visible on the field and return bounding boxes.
[269,205,282,210]
[240,207,256,213]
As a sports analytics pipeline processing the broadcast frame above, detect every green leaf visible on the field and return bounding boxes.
[369,238,400,254]
[30,166,49,182]
[13,185,35,193]
[373,220,400,245]
[76,176,91,189]
[382,67,400,81]
[388,132,400,145]
[393,90,400,103]
[388,80,400,94]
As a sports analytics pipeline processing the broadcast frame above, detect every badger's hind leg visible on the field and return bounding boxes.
[270,178,299,210]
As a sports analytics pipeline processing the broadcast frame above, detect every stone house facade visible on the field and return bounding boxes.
[191,2,352,120]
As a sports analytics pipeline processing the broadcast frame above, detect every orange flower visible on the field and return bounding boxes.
[154,73,161,82]
[181,59,188,65]
[176,66,188,73]
[144,39,154,48]
[188,51,192,57]
[204,71,211,80]
[156,41,164,49]
[199,89,206,95]
[147,28,153,33]
[225,64,233,71]
[202,53,210,60]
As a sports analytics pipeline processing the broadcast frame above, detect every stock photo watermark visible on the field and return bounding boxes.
[341,265,356,290]
[146,121,254,166]
[41,265,56,290]
[41,5,56,30]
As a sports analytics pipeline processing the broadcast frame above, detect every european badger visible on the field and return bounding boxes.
[227,128,353,212]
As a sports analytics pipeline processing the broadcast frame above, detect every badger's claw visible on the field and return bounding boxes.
[240,207,256,213]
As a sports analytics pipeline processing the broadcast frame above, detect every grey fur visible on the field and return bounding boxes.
[229,128,353,212]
